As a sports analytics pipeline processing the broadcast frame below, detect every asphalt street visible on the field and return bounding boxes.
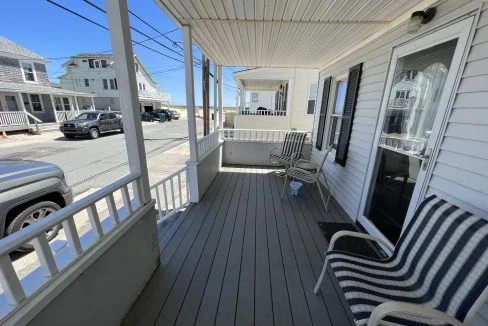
[0,118,203,195]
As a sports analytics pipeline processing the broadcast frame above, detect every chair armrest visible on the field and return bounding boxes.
[286,167,314,177]
[290,152,303,166]
[327,230,391,252]
[269,148,282,155]
[367,302,463,326]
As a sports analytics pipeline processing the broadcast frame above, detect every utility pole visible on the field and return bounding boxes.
[202,54,210,135]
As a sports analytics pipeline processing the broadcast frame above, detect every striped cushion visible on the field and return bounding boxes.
[328,195,488,325]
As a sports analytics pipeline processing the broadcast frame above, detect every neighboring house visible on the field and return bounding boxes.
[233,68,319,131]
[59,53,171,112]
[0,36,95,130]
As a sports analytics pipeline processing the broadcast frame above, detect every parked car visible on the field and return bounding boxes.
[0,160,73,251]
[59,111,124,139]
[168,110,180,120]
[155,109,172,121]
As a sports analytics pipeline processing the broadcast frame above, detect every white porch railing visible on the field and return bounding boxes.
[0,112,29,127]
[220,128,312,142]
[151,166,189,224]
[237,109,287,116]
[0,173,142,319]
[197,131,220,160]
[56,111,78,122]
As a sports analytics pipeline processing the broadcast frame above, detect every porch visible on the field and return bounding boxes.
[124,166,355,326]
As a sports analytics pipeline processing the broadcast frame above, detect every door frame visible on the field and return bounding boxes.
[357,17,475,253]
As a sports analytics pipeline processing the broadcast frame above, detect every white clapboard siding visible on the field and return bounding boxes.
[311,1,488,323]
[427,3,488,225]
[311,0,478,222]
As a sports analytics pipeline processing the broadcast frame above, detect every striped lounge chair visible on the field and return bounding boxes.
[268,131,307,167]
[314,195,488,326]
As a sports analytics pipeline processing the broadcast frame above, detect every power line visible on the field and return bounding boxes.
[46,0,184,63]
[81,0,184,59]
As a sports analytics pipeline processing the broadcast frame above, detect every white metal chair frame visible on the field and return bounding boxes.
[280,146,333,211]
[269,132,308,168]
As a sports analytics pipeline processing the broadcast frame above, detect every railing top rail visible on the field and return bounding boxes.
[221,128,311,133]
[24,111,43,123]
[150,166,187,188]
[197,130,219,142]
[0,173,140,256]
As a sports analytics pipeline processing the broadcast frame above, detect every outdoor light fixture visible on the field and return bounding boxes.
[408,7,436,34]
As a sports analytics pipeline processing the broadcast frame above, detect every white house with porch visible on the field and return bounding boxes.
[59,53,171,112]
[233,68,319,131]
[0,36,95,131]
[0,0,488,326]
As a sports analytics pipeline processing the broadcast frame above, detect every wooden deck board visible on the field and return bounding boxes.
[123,167,355,326]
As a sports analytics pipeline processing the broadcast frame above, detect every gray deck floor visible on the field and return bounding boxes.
[123,166,355,326]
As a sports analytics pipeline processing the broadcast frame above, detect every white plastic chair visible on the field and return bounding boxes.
[280,146,333,211]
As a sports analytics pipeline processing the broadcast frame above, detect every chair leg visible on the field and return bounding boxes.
[281,175,287,199]
[314,256,329,294]
[316,180,329,212]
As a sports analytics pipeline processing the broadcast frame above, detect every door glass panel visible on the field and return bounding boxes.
[364,39,457,244]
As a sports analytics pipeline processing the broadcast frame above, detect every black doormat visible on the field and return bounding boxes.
[318,222,386,259]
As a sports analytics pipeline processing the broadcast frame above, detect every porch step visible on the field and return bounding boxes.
[33,123,60,134]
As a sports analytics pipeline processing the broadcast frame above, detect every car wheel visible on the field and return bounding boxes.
[89,127,99,139]
[120,126,124,133]
[6,201,62,252]
[64,134,75,139]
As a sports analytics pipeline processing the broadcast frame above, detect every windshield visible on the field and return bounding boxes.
[76,113,99,120]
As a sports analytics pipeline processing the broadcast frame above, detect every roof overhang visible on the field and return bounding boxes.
[0,52,47,64]
[155,0,440,68]
[0,82,95,97]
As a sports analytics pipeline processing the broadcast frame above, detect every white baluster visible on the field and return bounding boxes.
[87,204,104,239]
[155,186,163,221]
[106,193,120,224]
[121,185,133,214]
[32,235,58,277]
[0,255,26,305]
[62,217,82,257]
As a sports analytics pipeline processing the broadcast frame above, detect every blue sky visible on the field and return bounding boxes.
[0,0,242,106]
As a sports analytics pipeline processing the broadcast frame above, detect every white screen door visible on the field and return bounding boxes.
[358,18,474,250]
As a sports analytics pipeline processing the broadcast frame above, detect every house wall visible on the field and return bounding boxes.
[249,91,274,110]
[235,68,318,131]
[25,205,160,326]
[0,57,49,85]
[60,56,164,110]
[311,1,488,323]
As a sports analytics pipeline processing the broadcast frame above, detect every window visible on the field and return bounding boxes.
[101,59,108,68]
[328,78,347,148]
[142,83,145,91]
[62,97,71,110]
[103,79,108,90]
[95,60,100,68]
[84,78,90,87]
[99,113,108,120]
[20,61,36,82]
[135,63,139,72]
[54,97,63,111]
[307,83,318,114]
[139,83,142,90]
[22,93,30,108]
[109,79,116,90]
[108,113,117,119]
[114,78,118,90]
[88,59,95,68]
[251,92,258,103]
[29,94,42,111]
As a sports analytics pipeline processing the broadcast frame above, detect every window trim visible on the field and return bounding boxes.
[19,60,38,83]
[307,83,318,115]
[326,73,349,150]
[84,78,90,87]
[103,79,109,90]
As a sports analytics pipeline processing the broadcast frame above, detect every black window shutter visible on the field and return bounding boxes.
[315,77,332,150]
[335,63,362,166]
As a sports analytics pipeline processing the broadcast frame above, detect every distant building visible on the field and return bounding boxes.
[59,53,171,112]
[0,36,94,129]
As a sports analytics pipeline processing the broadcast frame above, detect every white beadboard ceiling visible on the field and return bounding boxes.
[239,79,287,90]
[156,0,429,68]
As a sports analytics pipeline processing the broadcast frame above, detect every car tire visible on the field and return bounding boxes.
[64,134,75,139]
[6,201,62,252]
[120,126,124,133]
[89,127,99,139]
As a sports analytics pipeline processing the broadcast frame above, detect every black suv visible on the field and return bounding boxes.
[60,111,123,139]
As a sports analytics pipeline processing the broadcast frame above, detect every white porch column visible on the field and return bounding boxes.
[183,25,199,203]
[50,94,59,123]
[91,97,95,110]
[73,96,80,114]
[218,65,223,129]
[17,92,28,125]
[213,63,217,131]
[239,88,245,110]
[106,0,151,204]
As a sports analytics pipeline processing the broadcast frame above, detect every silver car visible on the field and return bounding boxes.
[0,160,73,251]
